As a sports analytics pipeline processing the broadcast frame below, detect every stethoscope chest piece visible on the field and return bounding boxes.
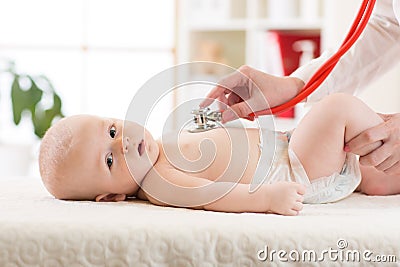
[189,107,222,133]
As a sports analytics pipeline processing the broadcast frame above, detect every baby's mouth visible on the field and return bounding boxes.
[138,139,145,156]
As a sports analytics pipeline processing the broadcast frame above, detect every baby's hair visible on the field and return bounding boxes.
[39,118,73,199]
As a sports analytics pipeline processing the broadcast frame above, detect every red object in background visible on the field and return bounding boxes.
[268,30,321,118]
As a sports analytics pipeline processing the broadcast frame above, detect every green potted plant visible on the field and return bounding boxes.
[0,59,64,176]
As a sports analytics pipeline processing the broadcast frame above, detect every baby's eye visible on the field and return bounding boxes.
[109,125,116,138]
[106,153,113,169]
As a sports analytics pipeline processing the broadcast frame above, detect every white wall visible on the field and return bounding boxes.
[322,0,400,113]
[0,0,176,144]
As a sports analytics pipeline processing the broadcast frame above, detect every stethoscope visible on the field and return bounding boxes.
[190,0,376,132]
[248,0,376,119]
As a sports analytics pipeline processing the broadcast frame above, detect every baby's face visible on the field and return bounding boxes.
[63,115,159,201]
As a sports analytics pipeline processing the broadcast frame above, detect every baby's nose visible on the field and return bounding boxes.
[122,136,130,153]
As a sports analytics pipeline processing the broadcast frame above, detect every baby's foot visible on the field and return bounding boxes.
[266,181,306,216]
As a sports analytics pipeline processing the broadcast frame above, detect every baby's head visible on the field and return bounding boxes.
[39,115,159,201]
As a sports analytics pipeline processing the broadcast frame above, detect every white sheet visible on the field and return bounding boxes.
[0,176,399,266]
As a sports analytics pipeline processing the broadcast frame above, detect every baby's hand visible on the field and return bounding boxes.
[266,181,306,216]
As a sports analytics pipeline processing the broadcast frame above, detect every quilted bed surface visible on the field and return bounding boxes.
[0,177,399,267]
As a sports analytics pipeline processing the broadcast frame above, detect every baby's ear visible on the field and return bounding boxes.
[95,193,126,202]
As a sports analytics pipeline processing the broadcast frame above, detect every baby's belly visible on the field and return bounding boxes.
[160,128,261,184]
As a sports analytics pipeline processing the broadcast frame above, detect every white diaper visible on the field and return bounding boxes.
[254,129,361,204]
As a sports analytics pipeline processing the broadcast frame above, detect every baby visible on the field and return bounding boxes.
[39,93,400,215]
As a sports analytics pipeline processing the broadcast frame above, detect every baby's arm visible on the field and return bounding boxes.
[141,168,305,215]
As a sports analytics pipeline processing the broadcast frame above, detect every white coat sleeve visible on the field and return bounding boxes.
[290,0,400,103]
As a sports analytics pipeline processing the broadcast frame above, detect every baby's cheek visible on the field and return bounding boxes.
[122,155,134,176]
[120,158,130,174]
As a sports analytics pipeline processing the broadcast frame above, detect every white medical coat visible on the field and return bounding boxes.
[290,0,400,103]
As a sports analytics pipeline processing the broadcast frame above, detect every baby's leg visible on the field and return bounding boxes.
[289,93,383,180]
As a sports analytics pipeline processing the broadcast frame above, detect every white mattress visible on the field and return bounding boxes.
[0,176,399,267]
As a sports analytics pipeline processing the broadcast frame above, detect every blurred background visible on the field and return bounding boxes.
[0,0,399,177]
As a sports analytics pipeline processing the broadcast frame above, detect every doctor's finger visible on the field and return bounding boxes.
[227,92,242,106]
[375,156,397,172]
[201,69,251,108]
[221,101,252,123]
[217,94,229,110]
[346,124,388,151]
[200,85,230,108]
[358,144,392,167]
[347,140,382,156]
[383,161,400,175]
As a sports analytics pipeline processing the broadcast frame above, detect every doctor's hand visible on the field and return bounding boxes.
[345,113,400,175]
[199,65,305,123]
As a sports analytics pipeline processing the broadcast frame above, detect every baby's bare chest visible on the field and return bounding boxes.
[157,128,261,181]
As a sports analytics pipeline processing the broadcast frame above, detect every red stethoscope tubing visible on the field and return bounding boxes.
[247,0,376,120]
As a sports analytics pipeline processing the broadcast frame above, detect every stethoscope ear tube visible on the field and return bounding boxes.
[247,0,376,120]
